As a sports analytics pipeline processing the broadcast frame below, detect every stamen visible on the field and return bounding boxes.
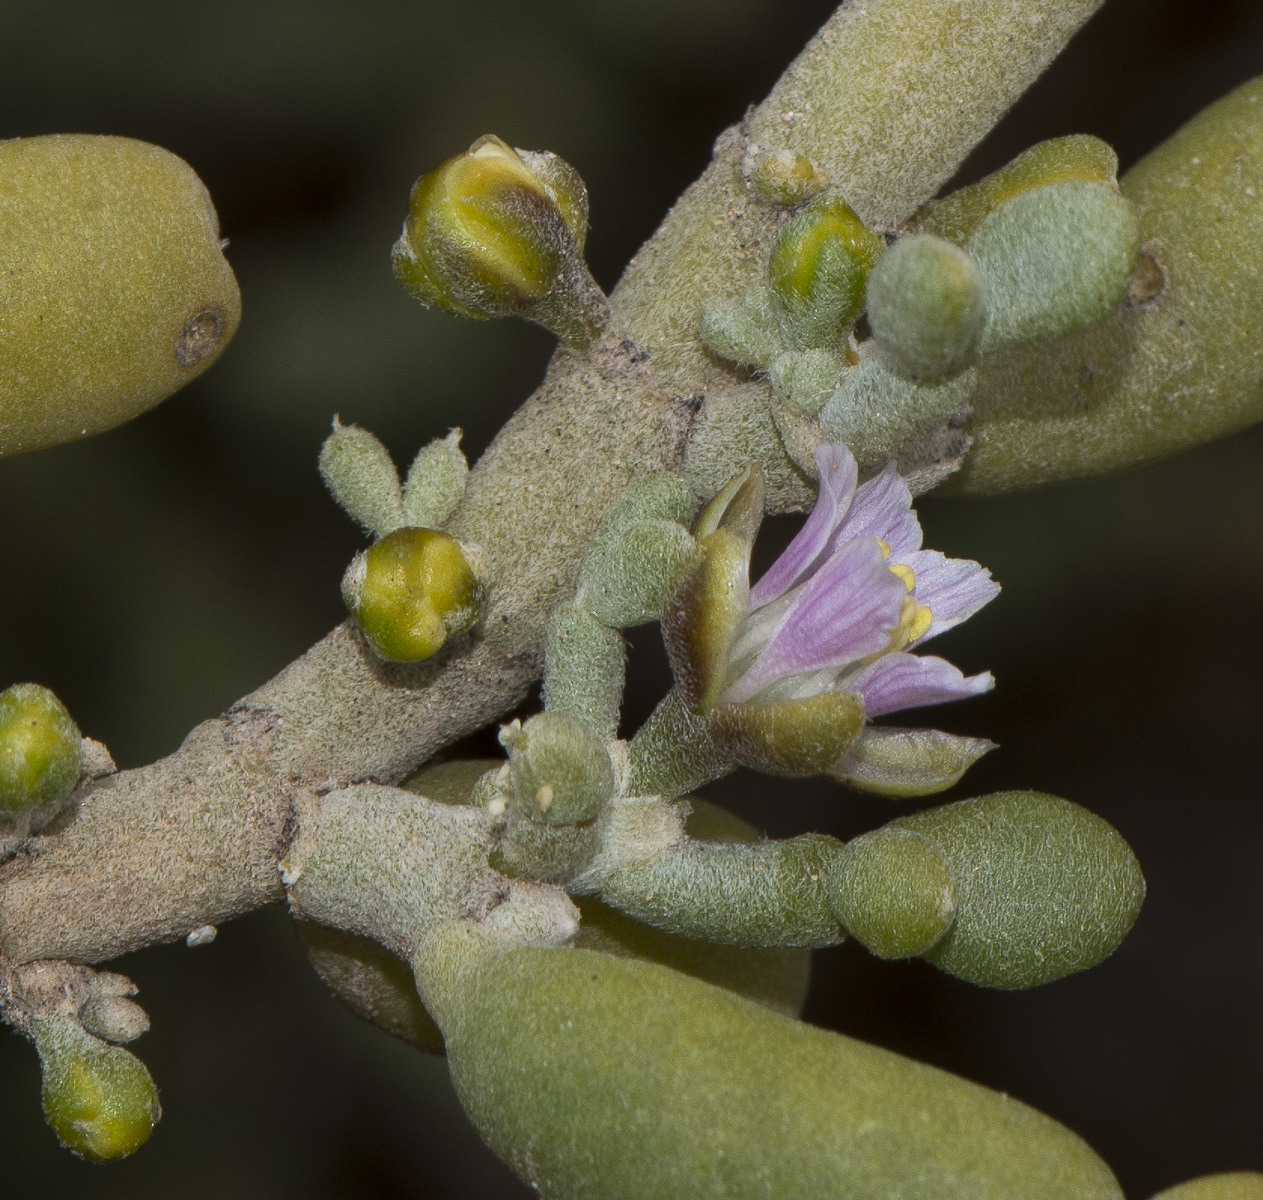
[889,563,915,591]
[875,538,891,558]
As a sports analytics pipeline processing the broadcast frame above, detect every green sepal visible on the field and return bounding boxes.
[706,692,864,778]
[319,419,405,538]
[828,726,995,797]
[893,790,1146,989]
[910,134,1119,247]
[490,813,600,884]
[403,429,468,528]
[970,181,1141,350]
[828,827,956,959]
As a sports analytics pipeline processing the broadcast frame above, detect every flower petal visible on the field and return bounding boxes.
[850,652,993,717]
[724,537,906,702]
[899,550,1000,642]
[832,461,922,557]
[748,443,856,608]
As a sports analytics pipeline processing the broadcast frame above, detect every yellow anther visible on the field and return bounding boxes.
[889,563,915,591]
[908,603,933,642]
[876,539,892,558]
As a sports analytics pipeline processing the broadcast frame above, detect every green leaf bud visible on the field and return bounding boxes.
[767,194,885,349]
[578,519,697,629]
[542,603,626,742]
[697,286,785,368]
[0,134,240,457]
[501,712,615,826]
[419,941,1123,1200]
[33,1017,160,1163]
[829,827,956,959]
[893,791,1146,989]
[342,527,480,663]
[829,726,995,797]
[391,134,607,348]
[402,429,468,529]
[970,181,1141,349]
[768,348,846,415]
[819,351,976,475]
[0,683,81,817]
[318,419,404,538]
[746,148,830,207]
[911,134,1119,247]
[706,693,864,778]
[866,234,989,382]
[1148,1175,1263,1200]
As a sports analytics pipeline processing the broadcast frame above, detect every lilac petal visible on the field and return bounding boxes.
[898,550,1000,642]
[831,462,922,557]
[725,537,906,702]
[749,443,857,608]
[850,652,994,718]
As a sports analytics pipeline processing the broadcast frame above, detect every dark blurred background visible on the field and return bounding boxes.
[1,1,1260,1195]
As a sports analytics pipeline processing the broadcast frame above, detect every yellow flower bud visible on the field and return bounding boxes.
[767,194,885,349]
[0,135,240,457]
[342,527,479,663]
[0,683,81,816]
[391,135,607,347]
[34,1018,160,1163]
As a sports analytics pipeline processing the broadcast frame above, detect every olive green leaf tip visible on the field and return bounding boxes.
[1148,1174,1263,1200]
[392,134,606,346]
[34,1017,160,1164]
[769,347,845,415]
[503,712,615,826]
[0,682,82,817]
[318,418,405,538]
[970,181,1141,350]
[578,519,697,629]
[697,287,784,369]
[829,827,956,959]
[342,527,479,664]
[866,234,989,383]
[892,791,1145,989]
[768,193,886,350]
[0,134,241,457]
[436,946,1122,1200]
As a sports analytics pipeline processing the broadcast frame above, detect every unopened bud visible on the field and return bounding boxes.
[747,148,830,207]
[767,194,885,349]
[866,234,989,382]
[342,528,479,663]
[33,1017,160,1163]
[500,712,615,826]
[0,683,82,816]
[392,135,607,347]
